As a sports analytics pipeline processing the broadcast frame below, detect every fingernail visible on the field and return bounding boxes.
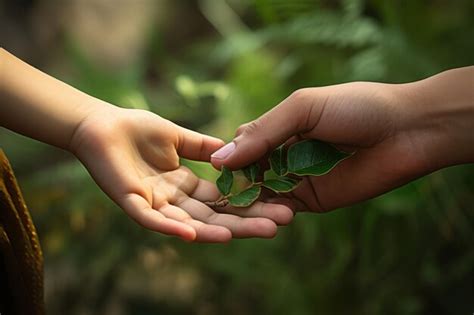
[211,142,236,159]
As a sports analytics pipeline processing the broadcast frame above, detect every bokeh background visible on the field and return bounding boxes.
[1,0,473,314]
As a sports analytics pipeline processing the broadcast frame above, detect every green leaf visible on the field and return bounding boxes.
[263,177,301,193]
[228,186,261,207]
[242,163,260,183]
[216,166,233,196]
[269,145,287,176]
[287,140,351,176]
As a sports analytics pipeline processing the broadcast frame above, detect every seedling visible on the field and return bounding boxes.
[205,139,352,207]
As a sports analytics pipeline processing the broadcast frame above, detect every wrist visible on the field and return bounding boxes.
[67,98,120,156]
[396,67,474,170]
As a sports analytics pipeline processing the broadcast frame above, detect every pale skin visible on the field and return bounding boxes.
[211,67,474,212]
[0,48,295,242]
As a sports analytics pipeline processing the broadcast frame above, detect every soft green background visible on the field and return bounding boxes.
[1,1,473,314]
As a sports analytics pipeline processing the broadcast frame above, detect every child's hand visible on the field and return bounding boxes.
[69,104,294,242]
[0,49,293,242]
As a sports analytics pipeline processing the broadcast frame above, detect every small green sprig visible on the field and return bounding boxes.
[205,139,352,208]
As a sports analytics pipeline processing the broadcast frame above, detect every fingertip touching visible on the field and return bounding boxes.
[210,134,276,171]
[211,94,312,170]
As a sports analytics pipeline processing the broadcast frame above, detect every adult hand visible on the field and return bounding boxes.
[211,67,474,212]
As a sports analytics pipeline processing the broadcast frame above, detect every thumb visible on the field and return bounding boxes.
[211,89,316,170]
[177,127,225,162]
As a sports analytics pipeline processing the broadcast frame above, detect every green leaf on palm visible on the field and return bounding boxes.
[263,177,301,193]
[228,186,261,207]
[269,145,287,176]
[216,166,233,196]
[242,163,261,183]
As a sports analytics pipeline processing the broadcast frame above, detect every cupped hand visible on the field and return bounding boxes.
[69,104,294,242]
[211,74,471,212]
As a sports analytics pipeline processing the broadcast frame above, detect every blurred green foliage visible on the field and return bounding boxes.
[1,0,473,314]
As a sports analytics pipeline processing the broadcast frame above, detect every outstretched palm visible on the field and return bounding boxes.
[70,106,294,242]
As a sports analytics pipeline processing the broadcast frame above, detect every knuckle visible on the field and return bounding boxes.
[287,88,312,104]
[242,119,261,136]
[286,88,320,130]
[234,119,273,154]
[236,122,250,136]
[288,88,316,113]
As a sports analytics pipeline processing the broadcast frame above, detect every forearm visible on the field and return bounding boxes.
[395,66,474,169]
[0,48,112,150]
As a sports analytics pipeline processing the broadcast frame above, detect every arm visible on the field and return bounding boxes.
[0,47,107,149]
[0,48,295,241]
[395,67,474,168]
[211,67,474,212]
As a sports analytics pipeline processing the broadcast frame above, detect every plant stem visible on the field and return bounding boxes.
[204,194,230,208]
[204,198,229,208]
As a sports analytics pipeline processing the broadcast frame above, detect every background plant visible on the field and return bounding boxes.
[0,1,473,314]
